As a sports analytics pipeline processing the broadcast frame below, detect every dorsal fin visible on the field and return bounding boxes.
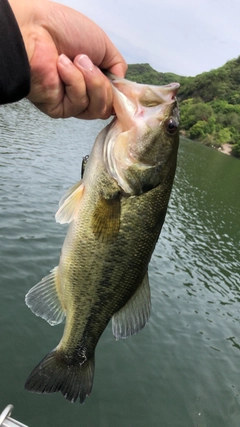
[55,181,85,224]
[112,272,151,340]
[25,267,65,326]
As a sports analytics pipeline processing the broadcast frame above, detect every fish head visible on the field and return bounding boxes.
[104,76,180,195]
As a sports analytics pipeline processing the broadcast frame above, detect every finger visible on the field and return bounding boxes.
[56,54,90,118]
[97,40,128,78]
[48,3,128,80]
[26,36,65,118]
[73,54,113,120]
[108,62,128,79]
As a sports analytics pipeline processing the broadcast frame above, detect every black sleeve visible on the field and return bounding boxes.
[0,0,30,104]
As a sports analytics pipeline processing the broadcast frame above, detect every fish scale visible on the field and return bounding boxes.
[25,75,180,403]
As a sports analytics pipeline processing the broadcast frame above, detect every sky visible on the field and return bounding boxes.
[54,0,240,77]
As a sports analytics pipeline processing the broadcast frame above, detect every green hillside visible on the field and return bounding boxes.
[126,63,183,86]
[126,58,240,158]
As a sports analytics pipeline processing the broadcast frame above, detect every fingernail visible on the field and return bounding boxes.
[59,54,72,66]
[77,54,94,71]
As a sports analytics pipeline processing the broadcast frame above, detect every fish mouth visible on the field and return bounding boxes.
[162,82,180,100]
[109,76,180,133]
[108,73,180,106]
[103,76,180,195]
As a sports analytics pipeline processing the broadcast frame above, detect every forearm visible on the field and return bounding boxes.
[0,0,30,104]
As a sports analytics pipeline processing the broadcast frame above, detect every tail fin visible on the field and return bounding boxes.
[25,349,95,404]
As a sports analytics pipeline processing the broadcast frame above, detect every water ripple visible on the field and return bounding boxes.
[0,103,240,426]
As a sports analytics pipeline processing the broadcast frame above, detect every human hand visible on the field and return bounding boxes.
[8,0,127,119]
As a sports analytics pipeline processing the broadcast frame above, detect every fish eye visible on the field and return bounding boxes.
[165,118,178,135]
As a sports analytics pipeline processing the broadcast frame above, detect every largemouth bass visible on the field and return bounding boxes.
[25,76,180,403]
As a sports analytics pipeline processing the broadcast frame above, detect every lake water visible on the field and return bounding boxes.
[0,100,240,427]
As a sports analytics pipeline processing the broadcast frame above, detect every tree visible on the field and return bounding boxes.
[232,143,240,158]
[189,121,207,140]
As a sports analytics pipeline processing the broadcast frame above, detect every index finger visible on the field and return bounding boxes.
[97,38,128,78]
[107,62,128,79]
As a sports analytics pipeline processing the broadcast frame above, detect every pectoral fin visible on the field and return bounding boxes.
[91,194,121,242]
[58,181,82,208]
[55,181,85,224]
[25,267,65,326]
[112,272,151,340]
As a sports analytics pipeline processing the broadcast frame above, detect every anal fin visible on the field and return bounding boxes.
[25,266,65,326]
[112,271,151,340]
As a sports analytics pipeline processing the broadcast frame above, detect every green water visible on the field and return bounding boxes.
[0,100,240,427]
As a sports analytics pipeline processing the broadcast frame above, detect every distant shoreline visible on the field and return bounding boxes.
[180,131,233,157]
[218,143,232,156]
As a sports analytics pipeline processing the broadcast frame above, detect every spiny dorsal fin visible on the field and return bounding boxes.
[25,267,65,326]
[91,194,121,242]
[112,272,151,340]
[55,181,85,224]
